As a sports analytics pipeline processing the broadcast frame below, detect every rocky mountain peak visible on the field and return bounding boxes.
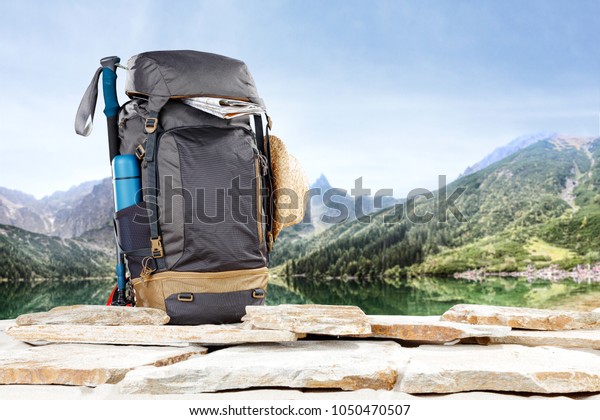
[461,132,557,177]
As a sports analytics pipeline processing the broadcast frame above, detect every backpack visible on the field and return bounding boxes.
[75,50,277,325]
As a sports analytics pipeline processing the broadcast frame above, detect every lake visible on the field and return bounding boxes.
[1,276,599,320]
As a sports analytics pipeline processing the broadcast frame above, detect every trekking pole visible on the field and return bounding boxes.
[100,56,129,306]
[100,56,121,163]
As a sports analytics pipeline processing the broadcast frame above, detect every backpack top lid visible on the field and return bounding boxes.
[125,50,264,109]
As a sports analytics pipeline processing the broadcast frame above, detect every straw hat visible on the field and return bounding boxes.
[268,134,309,239]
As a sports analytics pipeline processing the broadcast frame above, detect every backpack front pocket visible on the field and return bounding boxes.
[114,201,150,279]
[156,126,267,272]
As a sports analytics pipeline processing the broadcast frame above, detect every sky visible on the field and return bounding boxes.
[1,0,600,198]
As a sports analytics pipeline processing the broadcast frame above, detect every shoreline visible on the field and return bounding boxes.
[453,263,600,283]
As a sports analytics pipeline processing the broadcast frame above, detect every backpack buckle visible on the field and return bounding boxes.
[252,289,265,299]
[177,293,194,302]
[145,117,158,134]
[150,236,164,258]
[135,144,146,160]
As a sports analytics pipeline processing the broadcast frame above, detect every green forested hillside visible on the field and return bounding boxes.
[283,136,600,279]
[0,224,112,280]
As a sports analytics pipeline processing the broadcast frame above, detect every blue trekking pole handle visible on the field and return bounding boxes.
[101,56,121,162]
[101,56,120,117]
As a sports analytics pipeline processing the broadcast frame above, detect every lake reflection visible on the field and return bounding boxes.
[1,276,599,319]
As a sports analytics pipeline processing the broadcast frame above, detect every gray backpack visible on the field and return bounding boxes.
[76,50,274,324]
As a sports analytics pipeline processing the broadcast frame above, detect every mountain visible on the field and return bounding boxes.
[460,132,556,177]
[306,173,398,232]
[52,178,114,238]
[39,180,101,214]
[0,187,50,234]
[308,173,355,233]
[0,224,112,280]
[0,179,115,279]
[311,173,332,191]
[269,174,398,266]
[282,135,600,279]
[0,179,107,237]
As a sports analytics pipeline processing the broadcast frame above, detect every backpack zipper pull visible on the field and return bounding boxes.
[140,257,156,281]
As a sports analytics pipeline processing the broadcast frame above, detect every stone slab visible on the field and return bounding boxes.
[477,328,600,349]
[0,344,206,386]
[242,304,372,335]
[16,305,170,326]
[0,319,31,352]
[7,324,302,347]
[367,315,511,343]
[118,340,404,394]
[441,304,600,331]
[400,344,600,394]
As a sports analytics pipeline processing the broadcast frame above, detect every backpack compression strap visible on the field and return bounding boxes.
[264,118,275,251]
[254,114,275,252]
[143,107,168,271]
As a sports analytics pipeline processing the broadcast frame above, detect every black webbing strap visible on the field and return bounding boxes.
[253,114,274,252]
[254,114,265,154]
[119,246,153,257]
[264,119,274,250]
[143,110,166,270]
